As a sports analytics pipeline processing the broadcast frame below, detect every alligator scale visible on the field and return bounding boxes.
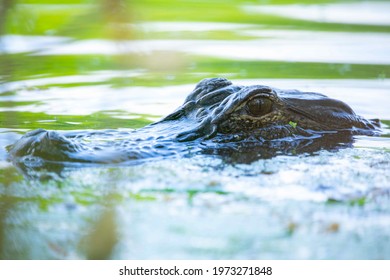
[8,78,379,167]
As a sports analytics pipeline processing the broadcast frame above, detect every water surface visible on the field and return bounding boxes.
[0,0,389,259]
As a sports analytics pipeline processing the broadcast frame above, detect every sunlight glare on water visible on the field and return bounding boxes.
[16,31,389,65]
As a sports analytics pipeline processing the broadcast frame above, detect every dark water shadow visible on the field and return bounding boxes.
[202,130,356,164]
[8,130,359,180]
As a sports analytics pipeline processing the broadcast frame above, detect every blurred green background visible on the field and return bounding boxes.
[1,0,390,129]
[1,0,390,85]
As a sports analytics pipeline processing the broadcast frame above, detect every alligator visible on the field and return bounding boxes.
[8,78,380,168]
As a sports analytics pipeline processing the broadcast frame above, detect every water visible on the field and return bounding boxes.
[0,0,390,259]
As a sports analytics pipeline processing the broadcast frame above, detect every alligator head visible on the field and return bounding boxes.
[8,78,380,168]
[162,77,377,141]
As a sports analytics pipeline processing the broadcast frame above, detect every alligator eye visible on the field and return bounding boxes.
[246,98,273,116]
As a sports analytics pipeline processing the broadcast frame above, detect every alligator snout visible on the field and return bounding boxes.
[8,129,54,157]
[8,129,79,161]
